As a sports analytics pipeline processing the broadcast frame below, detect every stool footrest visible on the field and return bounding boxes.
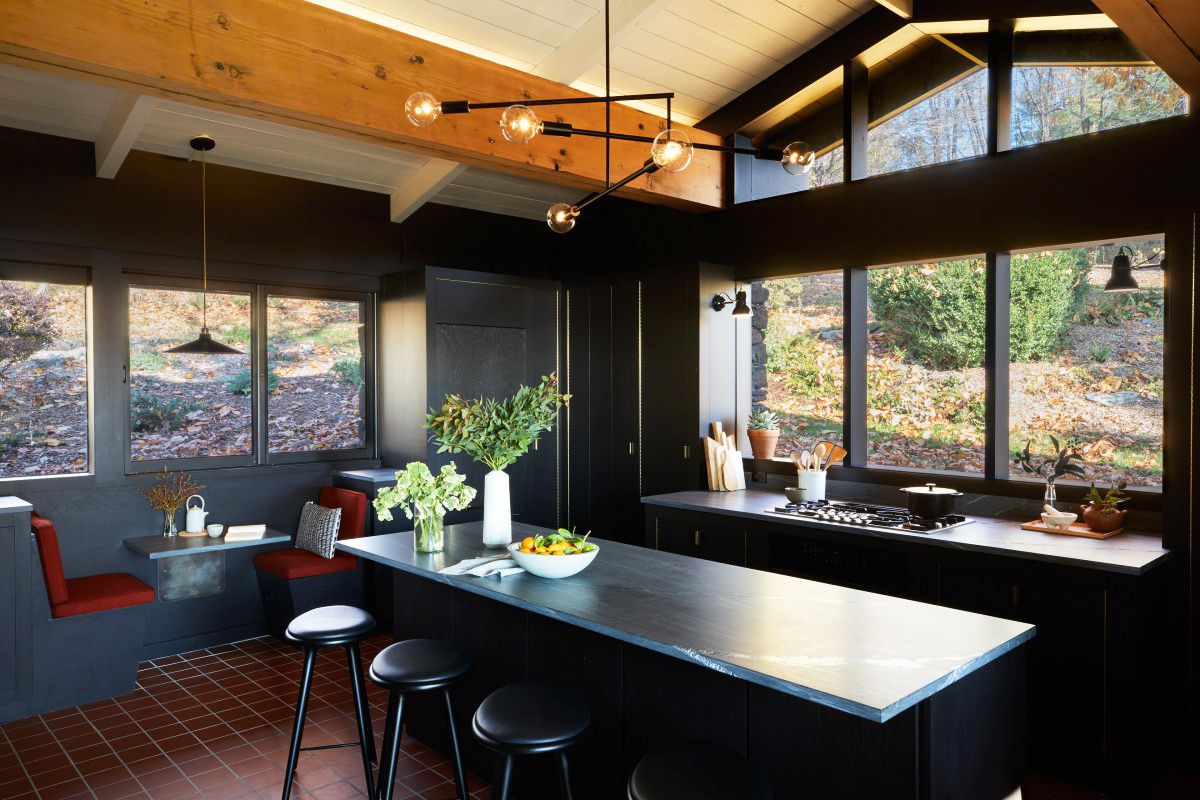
[300,741,361,753]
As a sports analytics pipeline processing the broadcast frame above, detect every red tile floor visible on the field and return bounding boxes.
[0,636,488,800]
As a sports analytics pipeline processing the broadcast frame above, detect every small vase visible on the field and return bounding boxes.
[413,515,445,554]
[1043,481,1057,511]
[482,469,512,548]
[162,510,178,538]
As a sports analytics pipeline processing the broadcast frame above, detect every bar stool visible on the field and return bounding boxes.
[370,639,472,800]
[627,742,772,800]
[472,681,590,800]
[280,605,378,800]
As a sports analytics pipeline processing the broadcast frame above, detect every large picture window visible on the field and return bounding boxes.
[866,258,986,473]
[267,295,367,454]
[129,286,253,463]
[753,273,843,454]
[1009,239,1164,488]
[0,279,88,478]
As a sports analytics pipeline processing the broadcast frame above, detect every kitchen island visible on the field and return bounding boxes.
[339,521,1033,799]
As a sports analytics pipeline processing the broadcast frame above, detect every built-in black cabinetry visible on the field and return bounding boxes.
[644,504,1173,796]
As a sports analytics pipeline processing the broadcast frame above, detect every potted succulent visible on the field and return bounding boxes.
[373,461,476,553]
[747,409,781,460]
[1080,482,1129,533]
[1014,436,1086,509]
[426,373,569,547]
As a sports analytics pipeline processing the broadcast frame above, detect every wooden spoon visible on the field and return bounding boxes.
[813,442,829,471]
[824,444,848,468]
[800,450,812,472]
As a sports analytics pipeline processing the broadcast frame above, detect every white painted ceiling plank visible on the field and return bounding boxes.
[94,92,156,178]
[390,158,468,223]
[532,0,673,83]
[667,0,808,62]
[873,0,913,19]
[432,187,549,220]
[639,11,784,79]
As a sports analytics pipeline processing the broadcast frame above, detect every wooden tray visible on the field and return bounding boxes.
[1020,519,1124,539]
[178,530,209,538]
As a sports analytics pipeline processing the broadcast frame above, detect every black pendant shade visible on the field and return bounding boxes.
[166,135,243,356]
[166,327,245,355]
[1104,247,1140,293]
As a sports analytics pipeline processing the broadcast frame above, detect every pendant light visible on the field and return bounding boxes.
[166,136,243,355]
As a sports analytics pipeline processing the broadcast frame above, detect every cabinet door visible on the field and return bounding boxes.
[695,524,747,566]
[651,516,692,557]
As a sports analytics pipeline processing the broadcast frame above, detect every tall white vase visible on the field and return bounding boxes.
[482,469,512,547]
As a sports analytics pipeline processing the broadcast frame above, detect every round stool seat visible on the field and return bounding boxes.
[628,743,771,800]
[369,639,471,690]
[285,605,376,647]
[473,681,590,755]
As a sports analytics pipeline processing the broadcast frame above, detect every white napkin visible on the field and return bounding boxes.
[439,555,525,578]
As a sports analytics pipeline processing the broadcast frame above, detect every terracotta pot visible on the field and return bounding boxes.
[1080,503,1126,533]
[747,429,780,460]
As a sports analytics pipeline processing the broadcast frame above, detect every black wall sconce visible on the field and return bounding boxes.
[712,290,750,316]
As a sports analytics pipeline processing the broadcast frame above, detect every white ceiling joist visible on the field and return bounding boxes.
[94,91,156,178]
[532,0,673,85]
[874,0,914,19]
[389,158,467,223]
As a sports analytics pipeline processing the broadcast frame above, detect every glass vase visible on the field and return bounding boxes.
[1043,481,1057,511]
[162,510,178,538]
[413,515,445,554]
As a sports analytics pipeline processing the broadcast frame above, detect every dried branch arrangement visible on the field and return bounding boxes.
[139,469,204,513]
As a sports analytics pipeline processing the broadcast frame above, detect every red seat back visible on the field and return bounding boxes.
[30,513,70,605]
[318,487,367,541]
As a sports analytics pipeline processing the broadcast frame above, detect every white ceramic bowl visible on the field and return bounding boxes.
[1040,511,1077,530]
[507,542,599,579]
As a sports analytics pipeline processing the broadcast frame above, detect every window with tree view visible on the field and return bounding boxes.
[1009,239,1163,489]
[1,279,88,478]
[267,296,366,454]
[867,258,987,473]
[751,273,843,455]
[129,286,252,462]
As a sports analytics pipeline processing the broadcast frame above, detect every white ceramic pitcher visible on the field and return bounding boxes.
[185,494,208,534]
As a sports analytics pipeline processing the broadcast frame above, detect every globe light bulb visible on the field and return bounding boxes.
[547,203,577,234]
[781,141,816,176]
[405,92,441,128]
[651,129,693,173]
[499,105,541,144]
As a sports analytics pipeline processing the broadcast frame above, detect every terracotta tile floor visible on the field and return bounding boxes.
[0,636,488,800]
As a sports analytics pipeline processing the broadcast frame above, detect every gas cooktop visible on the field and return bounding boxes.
[766,499,972,534]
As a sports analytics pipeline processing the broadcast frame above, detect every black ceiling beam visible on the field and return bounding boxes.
[695,7,906,138]
[912,0,1098,22]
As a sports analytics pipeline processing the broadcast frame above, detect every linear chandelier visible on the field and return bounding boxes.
[402,1,816,232]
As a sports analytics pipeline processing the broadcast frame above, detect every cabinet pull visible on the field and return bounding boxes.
[683,444,690,459]
[629,442,634,455]
[1011,584,1020,606]
[694,530,701,547]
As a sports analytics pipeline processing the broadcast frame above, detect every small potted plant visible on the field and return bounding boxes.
[139,468,204,537]
[1080,482,1129,533]
[1014,436,1085,509]
[427,373,569,547]
[747,409,781,460]
[374,461,476,553]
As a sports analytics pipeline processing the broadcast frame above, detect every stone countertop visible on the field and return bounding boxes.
[339,521,1034,723]
[643,490,1171,575]
[123,529,290,559]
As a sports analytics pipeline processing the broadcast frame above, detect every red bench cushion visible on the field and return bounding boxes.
[254,548,358,580]
[318,486,367,541]
[30,513,69,606]
[53,573,155,619]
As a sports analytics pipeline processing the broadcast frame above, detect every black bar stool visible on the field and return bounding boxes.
[280,605,378,800]
[370,639,472,800]
[472,681,590,800]
[627,742,772,800]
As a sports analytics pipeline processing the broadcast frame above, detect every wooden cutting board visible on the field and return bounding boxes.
[1020,520,1124,539]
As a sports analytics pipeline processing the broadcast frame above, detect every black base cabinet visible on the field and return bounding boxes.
[644,505,1175,797]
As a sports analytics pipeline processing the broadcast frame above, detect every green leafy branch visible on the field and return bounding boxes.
[425,373,569,472]
[373,461,476,524]
[1014,435,1086,484]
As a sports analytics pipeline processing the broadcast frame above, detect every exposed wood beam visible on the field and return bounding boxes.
[875,0,913,19]
[94,91,155,178]
[1089,0,1200,97]
[912,0,1099,23]
[389,158,466,224]
[696,8,906,138]
[0,0,723,211]
[532,0,670,85]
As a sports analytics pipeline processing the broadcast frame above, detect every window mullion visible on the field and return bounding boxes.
[253,284,268,465]
[843,267,868,467]
[985,252,1011,480]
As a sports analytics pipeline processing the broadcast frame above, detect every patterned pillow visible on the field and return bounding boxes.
[295,502,342,559]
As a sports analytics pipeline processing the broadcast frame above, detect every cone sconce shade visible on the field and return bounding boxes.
[712,290,750,316]
[167,136,243,355]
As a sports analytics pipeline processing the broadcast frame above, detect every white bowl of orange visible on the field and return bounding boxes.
[508,529,598,579]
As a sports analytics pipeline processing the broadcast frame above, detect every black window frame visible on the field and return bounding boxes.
[124,273,375,475]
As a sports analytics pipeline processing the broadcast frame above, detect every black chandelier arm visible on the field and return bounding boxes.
[574,159,661,213]
[568,126,762,157]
